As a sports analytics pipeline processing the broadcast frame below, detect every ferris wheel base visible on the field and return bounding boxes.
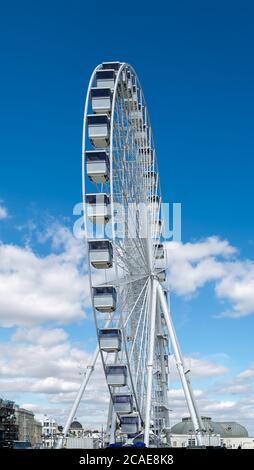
[56,276,204,449]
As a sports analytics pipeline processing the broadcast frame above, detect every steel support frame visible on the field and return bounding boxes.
[55,346,100,448]
[156,280,203,447]
[144,277,158,446]
[57,277,203,448]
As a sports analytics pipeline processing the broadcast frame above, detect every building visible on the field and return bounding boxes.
[41,416,58,448]
[0,399,18,447]
[15,406,42,447]
[0,399,42,448]
[170,416,253,448]
[15,407,42,447]
[68,420,84,437]
[33,420,43,447]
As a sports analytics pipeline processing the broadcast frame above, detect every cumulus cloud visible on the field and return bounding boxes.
[0,224,91,327]
[1,211,254,430]
[219,384,252,395]
[237,369,254,380]
[166,237,234,296]
[0,326,109,426]
[1,325,254,432]
[166,237,254,317]
[235,362,254,383]
[12,327,68,346]
[166,387,254,435]
[0,326,230,424]
[215,262,254,317]
[168,355,228,379]
[0,327,91,381]
[203,400,237,411]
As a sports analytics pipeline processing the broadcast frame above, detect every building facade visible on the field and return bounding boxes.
[0,399,18,446]
[15,406,42,447]
[170,416,252,448]
[41,416,58,448]
[68,420,84,437]
[0,398,42,448]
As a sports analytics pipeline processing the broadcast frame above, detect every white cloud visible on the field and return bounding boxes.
[0,328,91,381]
[185,357,228,378]
[203,401,237,411]
[237,369,254,380]
[168,355,228,379]
[0,326,109,426]
[30,377,79,394]
[1,211,254,431]
[0,202,8,220]
[235,362,254,382]
[0,224,91,327]
[1,325,254,433]
[168,388,205,399]
[166,237,254,317]
[215,262,254,317]
[219,384,251,395]
[166,237,234,296]
[12,327,68,346]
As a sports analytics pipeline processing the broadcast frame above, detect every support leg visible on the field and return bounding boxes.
[157,282,203,447]
[156,295,170,429]
[144,278,157,447]
[109,411,117,444]
[55,345,100,448]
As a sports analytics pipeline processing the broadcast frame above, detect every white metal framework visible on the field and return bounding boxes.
[56,62,203,448]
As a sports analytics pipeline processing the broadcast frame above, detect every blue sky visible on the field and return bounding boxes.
[0,0,254,433]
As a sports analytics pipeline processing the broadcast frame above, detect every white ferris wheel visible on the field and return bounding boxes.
[57,61,203,448]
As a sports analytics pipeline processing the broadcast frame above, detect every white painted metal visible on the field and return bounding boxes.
[55,345,100,449]
[144,278,158,446]
[58,60,204,449]
[157,282,203,446]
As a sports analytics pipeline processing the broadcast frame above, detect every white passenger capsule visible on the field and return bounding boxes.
[148,195,160,213]
[86,151,109,184]
[130,105,144,126]
[93,286,116,312]
[86,193,110,224]
[144,171,157,190]
[88,239,113,269]
[87,114,110,148]
[153,243,164,259]
[135,125,148,144]
[120,414,139,436]
[139,146,154,165]
[152,219,162,239]
[155,268,166,282]
[101,62,121,70]
[91,88,112,115]
[96,69,115,89]
[105,365,127,387]
[98,328,122,352]
[112,394,133,414]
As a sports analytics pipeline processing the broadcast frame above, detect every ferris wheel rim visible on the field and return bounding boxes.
[82,61,169,439]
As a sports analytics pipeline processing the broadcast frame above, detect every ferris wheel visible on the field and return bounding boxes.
[57,62,203,448]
